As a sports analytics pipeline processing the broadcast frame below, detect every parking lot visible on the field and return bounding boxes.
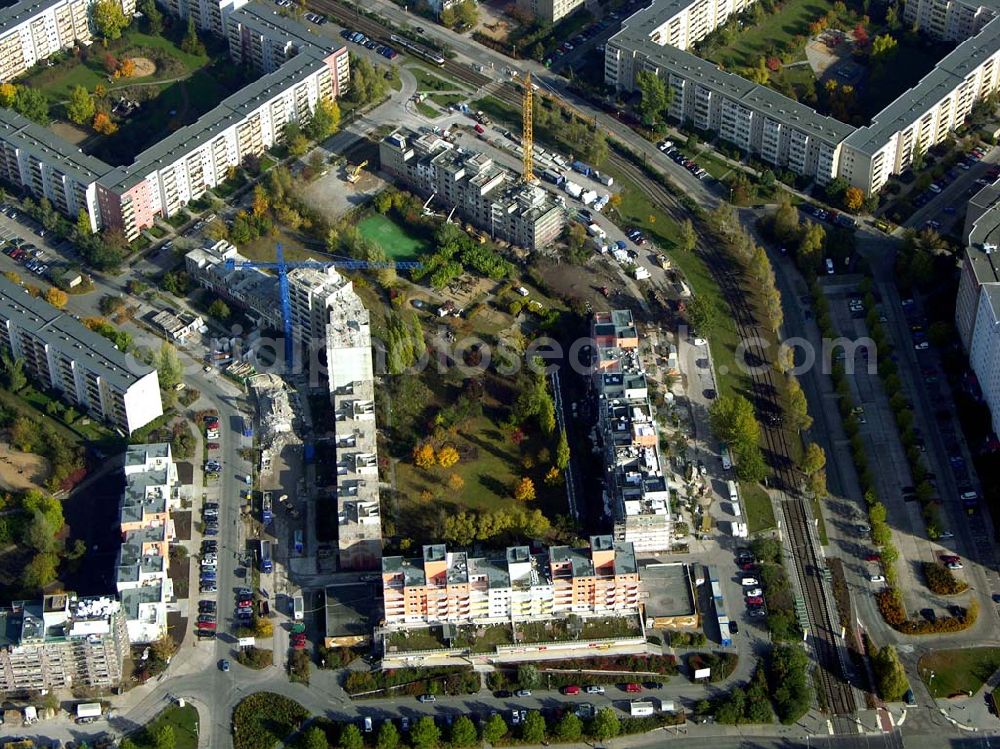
[0,206,70,286]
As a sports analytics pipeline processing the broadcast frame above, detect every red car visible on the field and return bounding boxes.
[940,555,960,564]
[198,621,217,630]
[207,442,220,450]
[740,562,756,571]
[746,596,764,606]
[562,685,581,695]
[624,683,642,693]
[864,553,881,562]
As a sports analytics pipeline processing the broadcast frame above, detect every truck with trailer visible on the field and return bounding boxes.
[541,169,565,186]
[258,539,273,573]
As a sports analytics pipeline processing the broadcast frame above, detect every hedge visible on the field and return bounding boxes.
[877,590,979,634]
[923,562,970,595]
[345,666,480,698]
[231,692,307,749]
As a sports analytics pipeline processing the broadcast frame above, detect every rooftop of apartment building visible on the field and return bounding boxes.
[117,538,165,583]
[0,275,156,390]
[119,582,165,621]
[639,563,697,619]
[187,241,281,309]
[593,309,637,340]
[0,595,119,647]
[324,583,375,641]
[327,293,371,349]
[122,465,170,523]
[228,2,334,56]
[610,0,855,145]
[845,15,1000,154]
[288,265,349,300]
[384,129,563,219]
[0,110,108,185]
[964,181,1000,285]
[0,0,83,37]
[125,442,171,466]
[553,535,638,576]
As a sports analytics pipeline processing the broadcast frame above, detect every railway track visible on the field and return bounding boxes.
[599,153,858,719]
[302,5,859,716]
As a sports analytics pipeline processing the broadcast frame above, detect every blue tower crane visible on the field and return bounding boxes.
[223,244,420,371]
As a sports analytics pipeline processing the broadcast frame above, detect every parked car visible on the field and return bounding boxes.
[623,683,642,693]
[514,689,532,698]
[585,685,605,695]
[870,575,886,583]
[418,694,436,703]
[562,685,581,695]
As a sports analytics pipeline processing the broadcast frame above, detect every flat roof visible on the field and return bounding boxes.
[0,0,73,35]
[0,275,155,390]
[609,0,855,144]
[324,584,374,640]
[845,16,1000,154]
[0,109,108,184]
[640,563,697,618]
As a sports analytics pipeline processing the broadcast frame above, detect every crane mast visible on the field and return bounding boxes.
[522,72,534,182]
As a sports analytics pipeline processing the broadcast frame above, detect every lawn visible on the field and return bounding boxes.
[126,704,199,749]
[406,64,458,92]
[429,93,465,109]
[357,213,432,261]
[919,648,1000,698]
[388,628,446,651]
[700,0,830,69]
[742,482,776,533]
[416,100,439,119]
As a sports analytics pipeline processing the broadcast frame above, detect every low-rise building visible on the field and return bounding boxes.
[0,594,129,694]
[0,275,163,433]
[639,563,699,629]
[379,129,566,251]
[592,310,672,552]
[381,536,640,629]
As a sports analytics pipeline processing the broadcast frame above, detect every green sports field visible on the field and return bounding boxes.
[357,213,431,261]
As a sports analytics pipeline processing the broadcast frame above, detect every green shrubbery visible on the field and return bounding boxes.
[231,693,307,749]
[344,666,479,698]
[923,562,969,595]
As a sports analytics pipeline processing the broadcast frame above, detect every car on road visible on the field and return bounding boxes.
[493,690,511,698]
[748,607,767,618]
[940,554,960,564]
[643,681,665,690]
[623,683,642,693]
[947,561,964,570]
[585,685,605,695]
[864,553,881,562]
[870,575,886,583]
[220,659,230,671]
[740,577,759,586]
[729,620,739,634]
[914,341,930,350]
[562,685,581,695]
[418,694,436,703]
[514,689,532,697]
[198,620,216,630]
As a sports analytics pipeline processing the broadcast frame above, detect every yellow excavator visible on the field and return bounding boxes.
[347,160,368,183]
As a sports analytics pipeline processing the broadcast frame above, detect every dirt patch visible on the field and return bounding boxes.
[47,120,91,146]
[0,440,51,492]
[535,259,620,311]
[126,56,157,78]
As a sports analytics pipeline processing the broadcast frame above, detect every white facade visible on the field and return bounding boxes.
[904,0,996,41]
[969,286,1000,435]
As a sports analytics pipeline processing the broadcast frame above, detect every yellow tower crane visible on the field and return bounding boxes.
[522,72,534,183]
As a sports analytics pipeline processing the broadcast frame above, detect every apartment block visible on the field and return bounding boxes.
[0,110,103,232]
[0,1,348,239]
[956,182,1000,435]
[0,594,129,694]
[381,536,639,629]
[326,283,382,571]
[608,0,1000,194]
[592,310,672,553]
[158,0,248,36]
[379,129,566,251]
[516,0,585,24]
[0,0,100,83]
[0,275,163,433]
[903,0,997,41]
[185,240,282,329]
[605,0,852,184]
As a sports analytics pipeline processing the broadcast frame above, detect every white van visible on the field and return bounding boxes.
[741,577,759,586]
[732,502,742,518]
[727,480,739,502]
[825,258,835,274]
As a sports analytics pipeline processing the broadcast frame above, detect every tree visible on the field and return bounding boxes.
[0,82,15,108]
[138,0,163,33]
[437,445,460,468]
[844,186,864,212]
[555,429,570,470]
[338,724,363,749]
[376,721,399,749]
[27,511,60,553]
[155,341,183,389]
[686,294,718,332]
[66,86,96,125]
[513,476,536,502]
[207,299,231,321]
[853,22,869,46]
[93,112,118,135]
[152,724,176,749]
[709,394,761,452]
[307,97,341,140]
[910,140,925,170]
[45,287,68,309]
[413,442,436,469]
[455,0,478,27]
[482,714,508,744]
[521,711,546,743]
[801,441,826,476]
[798,221,826,273]
[301,726,328,749]
[590,708,620,740]
[117,58,136,78]
[517,664,540,689]
[872,33,898,57]
[636,70,670,127]
[554,712,583,741]
[283,122,309,157]
[24,552,59,590]
[450,716,477,747]
[872,644,909,701]
[679,218,697,252]
[409,716,441,749]
[76,209,93,236]
[181,17,206,55]
[440,5,457,27]
[0,353,26,392]
[93,0,129,40]
[786,377,812,431]
[13,86,49,124]
[586,127,609,167]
